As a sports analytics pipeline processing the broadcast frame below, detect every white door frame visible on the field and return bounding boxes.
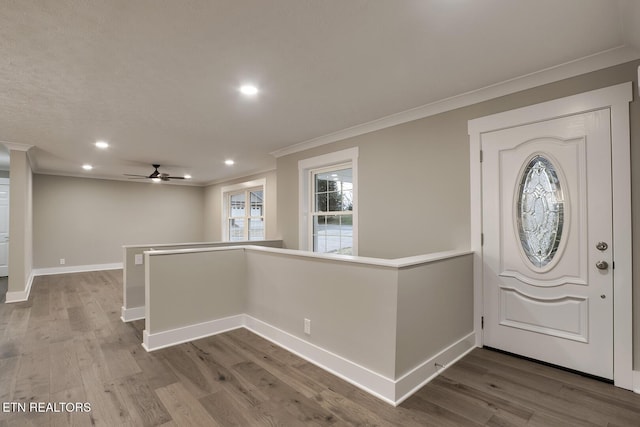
[468,82,633,390]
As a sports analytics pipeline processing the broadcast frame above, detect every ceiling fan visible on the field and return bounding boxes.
[124,164,185,182]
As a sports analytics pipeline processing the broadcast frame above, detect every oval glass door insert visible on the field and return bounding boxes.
[517,155,564,268]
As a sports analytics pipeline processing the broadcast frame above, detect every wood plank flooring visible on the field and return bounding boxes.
[0,270,638,426]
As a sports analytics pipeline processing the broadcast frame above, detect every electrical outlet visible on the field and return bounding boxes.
[134,254,143,265]
[59,258,65,265]
[304,318,311,335]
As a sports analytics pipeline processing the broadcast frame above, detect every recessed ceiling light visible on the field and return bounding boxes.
[239,85,259,96]
[95,141,109,149]
[184,174,192,179]
[225,159,235,166]
[82,164,93,171]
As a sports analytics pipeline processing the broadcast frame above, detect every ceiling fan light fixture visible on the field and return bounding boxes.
[124,164,187,181]
[184,174,192,179]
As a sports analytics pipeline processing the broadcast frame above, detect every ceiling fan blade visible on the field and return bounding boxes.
[124,165,185,181]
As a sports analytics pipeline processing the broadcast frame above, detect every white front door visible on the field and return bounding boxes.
[481,109,613,379]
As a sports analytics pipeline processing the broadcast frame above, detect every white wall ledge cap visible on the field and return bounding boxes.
[123,239,282,250]
[145,245,472,269]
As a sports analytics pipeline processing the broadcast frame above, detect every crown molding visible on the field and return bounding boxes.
[270,45,640,158]
[33,170,205,187]
[204,167,277,187]
[1,141,33,152]
[1,141,37,170]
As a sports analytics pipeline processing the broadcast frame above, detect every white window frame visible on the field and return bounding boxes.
[221,179,266,242]
[298,147,358,254]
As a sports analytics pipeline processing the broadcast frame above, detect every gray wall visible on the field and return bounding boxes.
[276,60,640,367]
[203,170,278,241]
[146,250,246,333]
[396,255,474,377]
[276,103,473,257]
[245,250,398,377]
[33,175,205,268]
[124,239,282,311]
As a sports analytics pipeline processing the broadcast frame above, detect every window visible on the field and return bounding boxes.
[298,147,358,255]
[222,179,266,241]
[311,165,353,254]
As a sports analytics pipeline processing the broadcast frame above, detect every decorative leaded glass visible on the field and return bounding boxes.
[517,155,564,268]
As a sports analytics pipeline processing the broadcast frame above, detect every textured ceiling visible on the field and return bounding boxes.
[1,0,638,184]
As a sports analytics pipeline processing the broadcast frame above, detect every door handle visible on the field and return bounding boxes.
[595,260,609,270]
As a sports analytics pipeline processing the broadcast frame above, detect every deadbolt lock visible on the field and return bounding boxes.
[596,241,608,251]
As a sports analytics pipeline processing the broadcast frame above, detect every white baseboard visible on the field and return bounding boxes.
[394,332,477,405]
[142,314,245,352]
[5,271,35,303]
[140,312,475,405]
[243,315,397,405]
[5,264,123,304]
[32,262,123,276]
[121,305,145,322]
[633,370,640,394]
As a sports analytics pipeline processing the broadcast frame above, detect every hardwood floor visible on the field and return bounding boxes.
[0,271,638,426]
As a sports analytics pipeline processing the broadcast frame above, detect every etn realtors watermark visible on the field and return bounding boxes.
[2,402,91,413]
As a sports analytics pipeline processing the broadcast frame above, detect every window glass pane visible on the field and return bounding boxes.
[229,218,245,241]
[327,191,341,211]
[342,190,353,211]
[315,176,328,192]
[338,215,353,255]
[230,193,245,217]
[248,218,264,241]
[313,214,353,255]
[250,191,263,217]
[315,194,328,212]
[340,236,353,255]
[311,166,353,254]
[517,155,564,268]
[313,216,326,252]
[334,169,352,186]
